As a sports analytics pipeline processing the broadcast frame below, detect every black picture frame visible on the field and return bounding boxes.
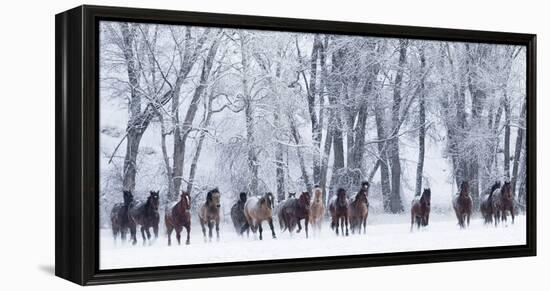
[55,5,537,286]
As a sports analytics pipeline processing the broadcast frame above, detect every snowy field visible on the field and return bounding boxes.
[99,213,526,270]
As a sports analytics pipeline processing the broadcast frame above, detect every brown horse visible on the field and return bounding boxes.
[349,182,369,235]
[165,191,191,245]
[110,190,134,243]
[242,192,277,240]
[452,182,473,228]
[329,188,349,236]
[492,181,515,226]
[480,181,501,225]
[309,187,325,232]
[199,188,221,242]
[410,188,431,231]
[128,191,160,245]
[230,192,248,236]
[278,191,311,238]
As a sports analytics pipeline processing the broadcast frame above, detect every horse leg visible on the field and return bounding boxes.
[344,215,349,236]
[175,229,181,246]
[140,226,147,245]
[167,226,173,246]
[112,226,119,243]
[363,217,367,234]
[145,227,152,245]
[258,221,264,240]
[121,228,128,243]
[240,222,250,236]
[153,224,159,240]
[268,218,276,239]
[185,225,191,245]
[208,221,213,242]
[200,218,207,242]
[511,208,515,224]
[304,217,309,238]
[130,224,137,245]
[410,213,414,232]
[334,217,340,236]
[466,214,471,227]
[296,220,302,233]
[215,218,220,242]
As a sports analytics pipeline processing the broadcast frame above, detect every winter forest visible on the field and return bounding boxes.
[99,21,527,268]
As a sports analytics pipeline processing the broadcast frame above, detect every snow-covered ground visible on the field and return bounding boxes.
[99,213,525,270]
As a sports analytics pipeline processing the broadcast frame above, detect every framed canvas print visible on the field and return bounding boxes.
[55,5,536,285]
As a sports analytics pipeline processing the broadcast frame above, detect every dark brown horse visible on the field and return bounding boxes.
[452,182,473,228]
[349,182,369,234]
[165,191,191,245]
[410,188,431,231]
[329,188,349,236]
[128,191,160,245]
[480,181,501,224]
[492,181,515,226]
[278,191,311,238]
[110,190,134,242]
[231,192,248,236]
[199,188,222,242]
[242,192,277,240]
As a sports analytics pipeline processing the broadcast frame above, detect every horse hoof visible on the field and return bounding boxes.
[186,241,190,245]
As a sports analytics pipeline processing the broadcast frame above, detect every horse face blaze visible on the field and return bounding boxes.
[212,192,221,208]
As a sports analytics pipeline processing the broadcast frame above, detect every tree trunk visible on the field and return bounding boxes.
[388,40,408,213]
[290,116,313,194]
[374,103,392,211]
[414,46,426,197]
[512,101,526,196]
[240,34,259,195]
[504,91,511,179]
[172,37,220,197]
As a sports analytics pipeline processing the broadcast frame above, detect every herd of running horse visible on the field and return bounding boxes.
[110,180,517,246]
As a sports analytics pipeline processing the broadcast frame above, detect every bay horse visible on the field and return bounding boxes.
[128,191,160,245]
[452,181,473,228]
[492,181,515,226]
[480,181,501,224]
[329,188,349,236]
[110,190,134,242]
[231,192,248,236]
[410,188,431,231]
[242,192,277,240]
[349,182,370,234]
[199,188,222,242]
[165,191,191,245]
[309,187,325,232]
[278,191,311,238]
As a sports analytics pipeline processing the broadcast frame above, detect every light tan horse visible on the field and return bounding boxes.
[199,188,221,242]
[243,192,277,240]
[309,187,325,232]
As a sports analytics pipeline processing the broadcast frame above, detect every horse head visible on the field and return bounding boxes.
[313,188,323,202]
[239,192,247,203]
[336,188,347,207]
[288,192,296,199]
[148,190,160,210]
[180,191,191,210]
[260,192,275,210]
[421,188,431,207]
[207,188,221,208]
[490,181,501,195]
[299,191,311,209]
[122,190,134,206]
[361,181,370,193]
[502,181,513,200]
[460,181,470,197]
